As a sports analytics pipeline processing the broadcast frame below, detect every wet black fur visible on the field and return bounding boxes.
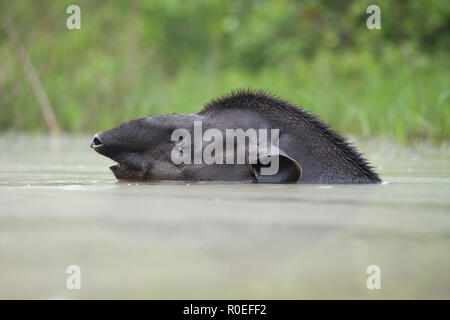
[200,89,380,183]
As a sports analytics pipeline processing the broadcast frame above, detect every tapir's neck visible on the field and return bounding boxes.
[283,130,379,184]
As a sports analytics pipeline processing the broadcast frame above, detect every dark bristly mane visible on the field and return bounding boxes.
[200,89,380,182]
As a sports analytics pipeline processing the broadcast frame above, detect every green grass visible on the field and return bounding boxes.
[0,1,448,144]
[1,47,448,143]
[58,49,449,144]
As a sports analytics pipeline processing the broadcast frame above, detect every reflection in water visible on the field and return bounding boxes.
[0,135,449,299]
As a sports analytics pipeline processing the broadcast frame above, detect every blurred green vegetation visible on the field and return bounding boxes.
[0,0,449,143]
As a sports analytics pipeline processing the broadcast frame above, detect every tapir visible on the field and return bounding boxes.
[90,89,381,184]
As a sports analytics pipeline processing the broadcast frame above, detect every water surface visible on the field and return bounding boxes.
[0,134,449,299]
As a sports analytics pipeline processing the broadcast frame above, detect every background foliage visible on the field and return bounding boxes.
[0,0,449,142]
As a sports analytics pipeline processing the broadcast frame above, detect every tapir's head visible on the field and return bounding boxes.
[91,114,199,181]
[91,111,302,183]
[91,90,381,184]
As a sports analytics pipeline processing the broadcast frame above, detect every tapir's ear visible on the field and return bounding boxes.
[251,149,302,184]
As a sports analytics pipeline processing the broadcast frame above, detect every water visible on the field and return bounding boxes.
[0,134,449,299]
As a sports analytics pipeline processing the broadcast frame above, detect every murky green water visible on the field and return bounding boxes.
[0,134,449,299]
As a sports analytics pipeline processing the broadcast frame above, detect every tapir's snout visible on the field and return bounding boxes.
[90,126,152,180]
[90,133,104,151]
